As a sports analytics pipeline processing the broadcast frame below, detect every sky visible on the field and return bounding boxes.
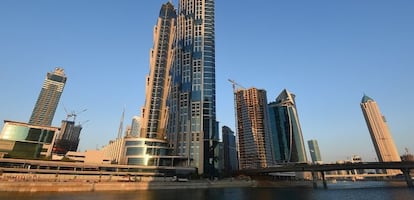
[0,0,413,163]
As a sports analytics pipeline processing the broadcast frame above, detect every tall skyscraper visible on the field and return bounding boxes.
[167,0,218,175]
[268,89,308,163]
[308,139,322,164]
[360,94,401,174]
[140,2,176,140]
[222,126,238,175]
[235,88,273,169]
[29,68,67,126]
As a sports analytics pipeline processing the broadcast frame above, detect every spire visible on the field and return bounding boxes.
[117,107,125,139]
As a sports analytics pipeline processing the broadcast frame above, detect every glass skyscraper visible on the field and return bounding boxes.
[222,126,238,175]
[140,2,176,140]
[235,88,273,169]
[29,68,67,126]
[167,0,218,175]
[308,139,322,164]
[360,94,401,175]
[268,89,308,163]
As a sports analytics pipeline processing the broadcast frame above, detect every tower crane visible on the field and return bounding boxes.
[227,79,245,94]
[227,79,245,163]
[64,108,87,122]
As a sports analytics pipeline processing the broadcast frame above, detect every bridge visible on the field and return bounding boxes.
[239,161,414,189]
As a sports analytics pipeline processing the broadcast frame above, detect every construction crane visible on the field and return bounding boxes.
[227,79,245,94]
[64,107,87,122]
[227,79,245,163]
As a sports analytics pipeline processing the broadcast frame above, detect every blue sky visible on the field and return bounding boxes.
[0,0,413,162]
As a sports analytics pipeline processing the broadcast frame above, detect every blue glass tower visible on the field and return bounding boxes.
[167,0,218,176]
[268,89,308,163]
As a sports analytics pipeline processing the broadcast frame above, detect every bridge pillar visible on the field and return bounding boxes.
[402,168,413,188]
[321,171,327,189]
[311,171,318,189]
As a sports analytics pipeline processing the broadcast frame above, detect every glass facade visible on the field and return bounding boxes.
[167,0,218,176]
[268,89,308,163]
[0,121,58,159]
[308,139,322,163]
[222,126,238,174]
[1,124,55,144]
[123,138,177,167]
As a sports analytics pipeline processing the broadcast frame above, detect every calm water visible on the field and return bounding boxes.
[1,182,414,200]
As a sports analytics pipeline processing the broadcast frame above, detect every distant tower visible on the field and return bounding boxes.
[308,139,322,164]
[360,94,401,174]
[222,126,238,175]
[235,88,273,169]
[29,68,67,126]
[268,89,308,163]
[117,108,125,139]
[130,116,142,137]
[140,2,176,140]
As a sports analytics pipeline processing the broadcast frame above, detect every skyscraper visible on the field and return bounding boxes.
[268,89,308,163]
[222,126,238,175]
[29,68,67,126]
[308,139,322,164]
[235,88,273,169]
[53,120,82,155]
[140,2,176,140]
[360,94,401,174]
[167,0,218,175]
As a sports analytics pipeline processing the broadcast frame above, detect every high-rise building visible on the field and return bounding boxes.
[268,89,308,163]
[167,0,219,176]
[308,139,322,164]
[222,126,238,175]
[360,94,401,174]
[140,2,176,140]
[129,116,142,137]
[53,120,82,155]
[235,88,273,169]
[29,68,67,126]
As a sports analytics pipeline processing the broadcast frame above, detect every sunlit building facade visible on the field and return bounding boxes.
[360,95,401,175]
[140,2,176,140]
[167,0,219,175]
[29,68,67,126]
[268,89,308,163]
[0,120,58,159]
[235,88,273,169]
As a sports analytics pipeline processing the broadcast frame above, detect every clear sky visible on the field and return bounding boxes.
[1,0,413,162]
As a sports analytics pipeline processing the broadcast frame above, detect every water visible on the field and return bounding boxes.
[1,182,414,200]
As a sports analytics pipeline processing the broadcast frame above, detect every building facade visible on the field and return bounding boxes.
[307,139,322,164]
[235,88,273,169]
[140,2,176,140]
[130,116,142,137]
[0,120,58,159]
[360,95,401,175]
[268,89,308,163]
[53,120,82,155]
[167,0,219,176]
[222,126,238,175]
[29,68,67,126]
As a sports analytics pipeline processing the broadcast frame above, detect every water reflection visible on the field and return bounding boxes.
[1,182,414,200]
